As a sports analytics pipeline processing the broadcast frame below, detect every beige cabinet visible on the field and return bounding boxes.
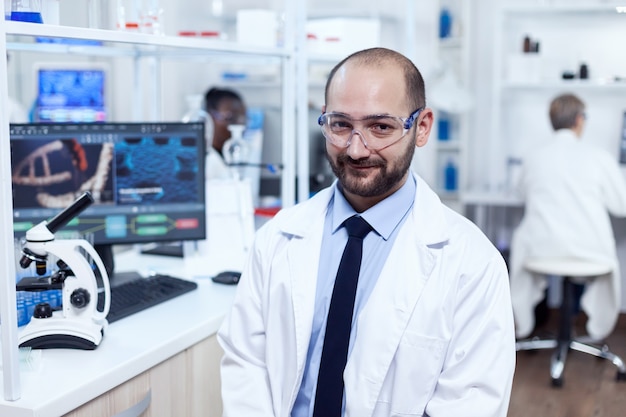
[64,335,223,417]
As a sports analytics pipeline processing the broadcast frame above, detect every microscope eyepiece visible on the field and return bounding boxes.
[46,192,94,234]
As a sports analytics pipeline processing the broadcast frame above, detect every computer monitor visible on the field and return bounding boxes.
[34,63,108,123]
[10,122,206,277]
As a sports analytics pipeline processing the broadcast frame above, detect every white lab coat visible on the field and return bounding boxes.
[206,147,235,180]
[509,129,626,340]
[218,173,515,417]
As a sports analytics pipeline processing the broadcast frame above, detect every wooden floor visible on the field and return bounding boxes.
[508,312,626,417]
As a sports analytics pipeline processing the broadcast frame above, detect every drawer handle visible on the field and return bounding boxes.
[112,389,152,417]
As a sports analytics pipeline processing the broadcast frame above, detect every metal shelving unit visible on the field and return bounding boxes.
[0,1,302,401]
[432,0,472,211]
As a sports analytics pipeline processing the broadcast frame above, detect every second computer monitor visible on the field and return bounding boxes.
[10,122,207,245]
[34,62,109,123]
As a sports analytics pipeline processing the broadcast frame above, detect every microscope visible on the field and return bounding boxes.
[16,192,111,350]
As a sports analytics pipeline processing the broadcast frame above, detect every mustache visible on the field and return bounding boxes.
[336,154,385,167]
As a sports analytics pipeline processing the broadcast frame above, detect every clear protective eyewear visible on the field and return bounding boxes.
[210,111,247,125]
[317,107,424,151]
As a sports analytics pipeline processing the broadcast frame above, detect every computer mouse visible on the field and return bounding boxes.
[212,271,242,285]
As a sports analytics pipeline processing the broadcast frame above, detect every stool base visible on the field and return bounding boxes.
[516,337,626,387]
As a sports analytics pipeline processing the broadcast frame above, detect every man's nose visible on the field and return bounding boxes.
[346,130,372,158]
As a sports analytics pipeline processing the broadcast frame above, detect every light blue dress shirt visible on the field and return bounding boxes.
[291,175,416,417]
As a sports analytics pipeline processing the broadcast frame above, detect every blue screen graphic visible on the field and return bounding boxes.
[36,69,107,123]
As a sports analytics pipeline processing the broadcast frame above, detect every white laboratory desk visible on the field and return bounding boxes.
[460,190,524,245]
[460,191,523,229]
[0,249,239,417]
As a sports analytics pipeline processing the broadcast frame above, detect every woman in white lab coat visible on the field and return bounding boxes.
[204,87,247,180]
[509,93,626,341]
[218,48,515,417]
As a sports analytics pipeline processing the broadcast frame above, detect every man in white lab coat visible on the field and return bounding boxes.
[509,93,626,341]
[217,47,515,417]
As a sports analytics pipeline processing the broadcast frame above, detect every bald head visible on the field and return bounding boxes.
[324,47,426,112]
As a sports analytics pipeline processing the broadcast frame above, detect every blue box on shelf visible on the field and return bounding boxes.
[36,37,103,46]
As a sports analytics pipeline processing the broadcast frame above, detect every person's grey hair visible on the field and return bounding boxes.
[549,93,585,131]
[324,47,426,112]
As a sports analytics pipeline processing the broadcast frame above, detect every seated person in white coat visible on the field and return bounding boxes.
[203,87,247,179]
[217,47,515,417]
[509,93,626,341]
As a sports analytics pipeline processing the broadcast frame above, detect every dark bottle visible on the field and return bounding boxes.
[579,63,589,79]
[523,35,531,53]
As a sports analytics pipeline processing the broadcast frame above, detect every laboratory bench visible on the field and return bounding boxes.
[460,190,523,231]
[0,249,239,417]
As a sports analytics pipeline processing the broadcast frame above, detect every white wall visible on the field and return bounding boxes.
[472,1,626,193]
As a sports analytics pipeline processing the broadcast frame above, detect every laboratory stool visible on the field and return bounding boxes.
[515,256,626,387]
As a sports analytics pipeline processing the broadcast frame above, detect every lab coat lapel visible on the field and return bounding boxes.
[279,188,332,399]
[344,175,446,416]
[344,218,435,415]
[345,219,434,416]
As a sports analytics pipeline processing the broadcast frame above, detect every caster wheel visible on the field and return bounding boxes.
[616,371,626,382]
[551,377,563,388]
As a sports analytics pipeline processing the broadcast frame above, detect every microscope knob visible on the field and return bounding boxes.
[33,302,53,319]
[70,288,91,309]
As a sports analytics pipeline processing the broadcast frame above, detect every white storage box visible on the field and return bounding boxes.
[306,17,381,57]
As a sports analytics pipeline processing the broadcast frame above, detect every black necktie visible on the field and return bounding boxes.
[313,215,373,417]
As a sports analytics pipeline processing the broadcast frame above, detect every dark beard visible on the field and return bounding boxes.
[326,140,415,198]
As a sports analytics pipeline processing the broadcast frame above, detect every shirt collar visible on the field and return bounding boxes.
[331,175,416,240]
[554,128,579,142]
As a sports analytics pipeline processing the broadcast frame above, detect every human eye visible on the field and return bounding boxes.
[329,116,353,133]
[367,117,400,137]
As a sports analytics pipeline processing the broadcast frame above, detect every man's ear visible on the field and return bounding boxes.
[415,108,434,148]
[321,104,326,114]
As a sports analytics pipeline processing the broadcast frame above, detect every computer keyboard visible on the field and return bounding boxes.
[106,274,198,323]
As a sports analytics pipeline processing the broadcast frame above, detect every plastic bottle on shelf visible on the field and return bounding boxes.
[444,158,458,192]
[116,0,140,31]
[141,0,164,35]
[10,0,43,23]
[437,111,451,141]
[439,7,452,39]
[181,94,213,151]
